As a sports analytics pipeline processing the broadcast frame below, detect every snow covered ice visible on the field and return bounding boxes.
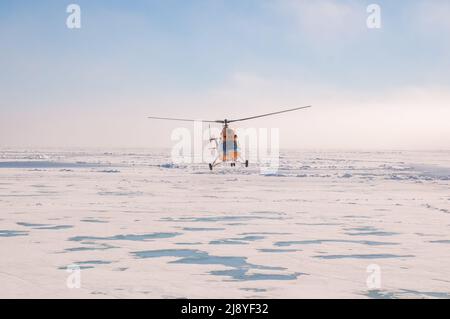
[0,148,449,298]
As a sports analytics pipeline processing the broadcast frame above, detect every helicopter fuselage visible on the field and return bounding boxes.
[219,126,238,162]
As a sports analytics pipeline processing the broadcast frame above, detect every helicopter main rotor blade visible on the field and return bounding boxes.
[147,116,223,123]
[227,106,312,123]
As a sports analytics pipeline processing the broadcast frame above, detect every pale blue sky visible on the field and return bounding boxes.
[1,0,449,149]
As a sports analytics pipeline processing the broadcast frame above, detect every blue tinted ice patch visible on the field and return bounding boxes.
[346,226,378,231]
[366,290,398,299]
[69,232,181,242]
[343,216,371,219]
[345,231,399,237]
[76,260,112,265]
[17,222,50,227]
[274,239,398,247]
[133,249,200,259]
[161,215,283,223]
[0,161,106,169]
[64,242,116,252]
[96,169,120,173]
[97,191,144,196]
[239,232,291,235]
[18,222,73,230]
[210,235,265,245]
[0,230,29,237]
[65,247,104,252]
[209,239,246,245]
[211,269,303,281]
[159,163,185,169]
[398,289,450,299]
[248,211,286,216]
[240,288,267,293]
[429,240,450,244]
[132,249,305,281]
[182,227,225,232]
[366,289,450,299]
[314,254,415,259]
[258,248,300,253]
[59,260,112,270]
[409,164,450,181]
[296,223,341,226]
[81,219,109,224]
[36,225,73,230]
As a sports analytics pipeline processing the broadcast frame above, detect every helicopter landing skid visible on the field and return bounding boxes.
[209,157,249,171]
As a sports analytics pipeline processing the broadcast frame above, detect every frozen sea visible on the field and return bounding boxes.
[0,148,449,298]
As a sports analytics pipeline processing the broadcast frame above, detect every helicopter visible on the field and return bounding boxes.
[148,106,311,170]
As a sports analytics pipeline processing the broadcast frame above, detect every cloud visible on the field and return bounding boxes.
[270,0,366,49]
[411,0,450,34]
[1,1,449,149]
[1,69,449,149]
[203,72,450,150]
